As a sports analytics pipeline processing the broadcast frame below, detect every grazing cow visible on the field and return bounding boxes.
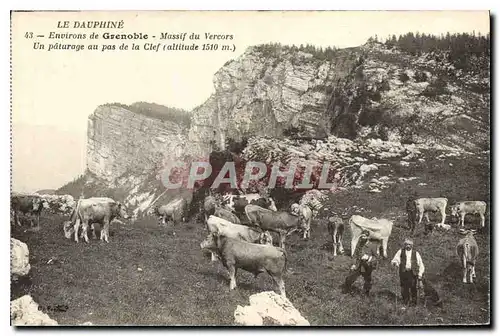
[450,201,487,228]
[349,215,393,258]
[155,197,188,226]
[411,198,448,232]
[327,215,345,256]
[245,205,308,249]
[290,203,313,239]
[214,207,241,224]
[66,197,129,243]
[456,229,479,283]
[205,215,273,261]
[200,233,287,297]
[223,194,278,216]
[11,194,48,228]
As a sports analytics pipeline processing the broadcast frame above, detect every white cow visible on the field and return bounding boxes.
[450,201,487,228]
[349,215,393,258]
[411,198,448,232]
[290,203,313,239]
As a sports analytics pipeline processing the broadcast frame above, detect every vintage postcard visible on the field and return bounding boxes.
[10,10,490,326]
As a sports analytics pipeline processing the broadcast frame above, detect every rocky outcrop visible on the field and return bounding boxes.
[87,105,189,182]
[10,295,58,326]
[234,291,310,326]
[11,238,30,280]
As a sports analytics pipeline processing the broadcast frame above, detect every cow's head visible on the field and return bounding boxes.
[32,197,43,211]
[63,220,74,239]
[200,233,219,251]
[259,231,274,246]
[116,202,129,219]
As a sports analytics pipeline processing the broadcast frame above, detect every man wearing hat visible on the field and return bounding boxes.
[342,230,379,296]
[391,238,425,307]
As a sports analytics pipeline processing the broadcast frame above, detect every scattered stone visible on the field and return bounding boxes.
[11,238,30,280]
[10,295,58,326]
[234,291,310,326]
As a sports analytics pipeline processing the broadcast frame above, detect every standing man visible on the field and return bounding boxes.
[342,230,379,296]
[391,238,425,308]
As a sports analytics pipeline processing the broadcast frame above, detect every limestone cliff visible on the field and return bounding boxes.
[87,104,188,182]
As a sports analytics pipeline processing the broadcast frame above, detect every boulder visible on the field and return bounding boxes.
[10,295,58,326]
[11,238,30,280]
[234,291,310,326]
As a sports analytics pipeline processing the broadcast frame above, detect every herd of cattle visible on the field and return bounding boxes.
[11,191,487,298]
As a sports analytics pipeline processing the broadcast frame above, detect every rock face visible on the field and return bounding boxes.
[87,105,189,182]
[11,238,30,280]
[79,41,488,215]
[10,295,58,326]
[234,291,310,326]
[189,46,362,151]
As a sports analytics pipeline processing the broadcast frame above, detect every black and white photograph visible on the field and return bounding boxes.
[9,10,491,326]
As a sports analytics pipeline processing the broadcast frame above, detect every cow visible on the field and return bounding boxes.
[456,229,479,283]
[205,215,273,261]
[245,205,308,249]
[200,233,287,297]
[11,194,48,228]
[290,203,313,239]
[411,198,448,233]
[327,215,344,256]
[155,197,188,226]
[214,207,241,224]
[450,201,487,228]
[222,194,278,217]
[349,215,393,259]
[65,197,129,243]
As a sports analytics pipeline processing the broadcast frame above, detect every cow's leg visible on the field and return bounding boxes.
[74,218,81,243]
[210,251,218,262]
[338,233,345,255]
[351,236,360,257]
[279,233,286,249]
[424,212,430,223]
[91,224,97,239]
[462,255,467,283]
[332,229,338,256]
[440,208,446,225]
[14,211,21,226]
[103,218,110,243]
[228,264,237,290]
[480,213,485,228]
[381,239,389,259]
[270,274,286,298]
[472,265,476,280]
[81,220,90,243]
[460,213,465,227]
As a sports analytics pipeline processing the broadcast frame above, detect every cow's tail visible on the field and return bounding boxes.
[464,243,474,266]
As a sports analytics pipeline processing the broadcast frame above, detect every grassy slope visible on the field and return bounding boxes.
[11,151,490,326]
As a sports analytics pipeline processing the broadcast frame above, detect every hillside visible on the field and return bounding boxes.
[60,35,489,216]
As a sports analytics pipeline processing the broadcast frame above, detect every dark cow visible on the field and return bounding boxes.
[456,229,479,283]
[222,194,277,219]
[11,194,48,228]
[64,197,128,243]
[205,215,273,261]
[200,233,287,297]
[245,204,308,249]
[203,195,218,222]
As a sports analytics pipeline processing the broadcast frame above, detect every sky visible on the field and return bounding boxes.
[11,10,490,193]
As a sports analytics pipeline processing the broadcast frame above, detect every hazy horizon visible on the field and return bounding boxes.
[11,11,490,193]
